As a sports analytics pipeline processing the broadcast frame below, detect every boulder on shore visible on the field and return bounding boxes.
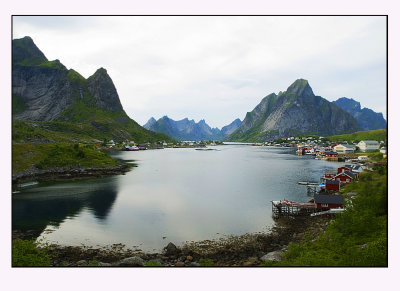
[164,242,181,256]
[260,250,284,262]
[117,256,144,266]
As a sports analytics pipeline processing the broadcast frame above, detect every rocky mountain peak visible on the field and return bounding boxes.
[143,117,157,129]
[286,79,314,98]
[13,36,48,65]
[334,97,361,112]
[334,97,386,130]
[93,67,108,75]
[87,68,123,112]
[226,79,361,141]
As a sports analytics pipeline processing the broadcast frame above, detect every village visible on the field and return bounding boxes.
[272,163,363,217]
[272,137,387,219]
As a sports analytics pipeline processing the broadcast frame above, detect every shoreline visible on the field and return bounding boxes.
[13,215,332,267]
[12,163,131,185]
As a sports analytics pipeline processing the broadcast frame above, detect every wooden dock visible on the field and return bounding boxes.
[272,199,316,218]
[298,181,320,186]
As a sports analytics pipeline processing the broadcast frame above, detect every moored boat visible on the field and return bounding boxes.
[124,145,140,151]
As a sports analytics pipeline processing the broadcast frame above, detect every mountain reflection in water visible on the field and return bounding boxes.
[12,177,118,237]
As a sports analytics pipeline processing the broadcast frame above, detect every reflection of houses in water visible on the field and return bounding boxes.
[12,179,119,239]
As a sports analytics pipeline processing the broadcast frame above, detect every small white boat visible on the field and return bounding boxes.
[17,181,39,188]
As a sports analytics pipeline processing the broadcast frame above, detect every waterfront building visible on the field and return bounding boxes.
[334,144,356,153]
[357,140,380,152]
[314,194,344,210]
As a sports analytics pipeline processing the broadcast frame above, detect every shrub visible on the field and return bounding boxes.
[143,261,164,267]
[12,239,52,267]
[199,258,214,266]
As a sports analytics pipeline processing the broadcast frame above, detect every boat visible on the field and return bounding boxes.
[124,145,139,151]
[17,181,39,188]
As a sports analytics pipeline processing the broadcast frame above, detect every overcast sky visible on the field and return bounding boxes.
[12,16,387,128]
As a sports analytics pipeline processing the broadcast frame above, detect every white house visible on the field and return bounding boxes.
[357,140,380,152]
[334,144,356,153]
[358,155,369,161]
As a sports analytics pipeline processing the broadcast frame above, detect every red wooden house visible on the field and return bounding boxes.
[324,151,338,158]
[314,194,344,209]
[335,171,356,185]
[325,179,340,191]
[324,169,337,179]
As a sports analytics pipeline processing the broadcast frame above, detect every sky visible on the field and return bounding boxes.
[12,16,387,128]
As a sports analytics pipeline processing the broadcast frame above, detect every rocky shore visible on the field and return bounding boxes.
[12,163,131,185]
[13,216,332,267]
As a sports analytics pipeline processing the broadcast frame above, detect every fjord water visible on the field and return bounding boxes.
[13,145,343,252]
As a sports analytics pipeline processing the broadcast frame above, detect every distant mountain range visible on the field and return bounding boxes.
[333,97,386,131]
[143,116,241,141]
[12,36,172,143]
[226,79,362,142]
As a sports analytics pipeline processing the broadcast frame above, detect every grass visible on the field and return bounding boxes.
[263,166,387,266]
[199,258,214,266]
[37,60,65,70]
[143,261,164,266]
[12,239,52,267]
[327,129,387,144]
[338,151,385,162]
[13,143,120,173]
[12,118,174,145]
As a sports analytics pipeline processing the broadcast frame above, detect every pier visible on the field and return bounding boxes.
[298,181,320,186]
[271,200,316,218]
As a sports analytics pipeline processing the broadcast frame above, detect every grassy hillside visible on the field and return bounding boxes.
[13,144,120,173]
[12,119,173,144]
[264,166,387,266]
[327,129,387,143]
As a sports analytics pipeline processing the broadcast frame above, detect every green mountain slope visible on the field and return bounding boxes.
[327,129,387,143]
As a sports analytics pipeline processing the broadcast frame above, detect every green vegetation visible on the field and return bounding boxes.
[327,129,387,144]
[13,143,120,173]
[87,259,101,266]
[37,59,65,70]
[14,57,44,67]
[12,118,173,145]
[12,239,52,266]
[67,69,86,84]
[199,258,214,266]
[143,261,164,266]
[15,57,65,70]
[264,167,387,266]
[12,96,27,115]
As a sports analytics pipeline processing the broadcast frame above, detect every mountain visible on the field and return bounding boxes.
[143,116,241,141]
[333,97,386,130]
[226,79,361,142]
[143,117,157,129]
[221,118,242,136]
[12,36,172,143]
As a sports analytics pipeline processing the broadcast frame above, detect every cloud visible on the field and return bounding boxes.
[12,16,387,127]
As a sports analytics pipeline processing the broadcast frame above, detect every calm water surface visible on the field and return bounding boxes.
[13,145,344,252]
